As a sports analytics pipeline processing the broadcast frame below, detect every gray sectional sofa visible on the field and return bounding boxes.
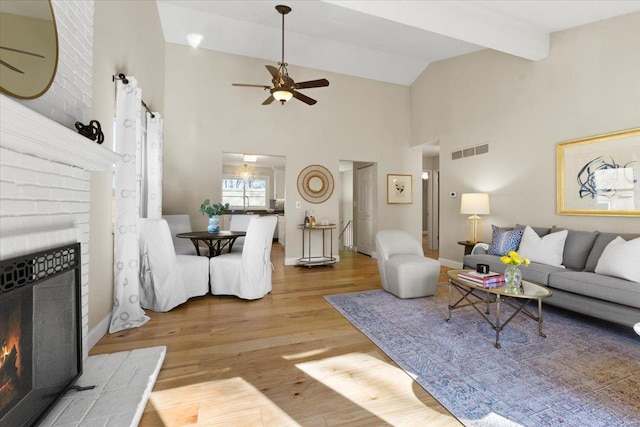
[463,224,640,327]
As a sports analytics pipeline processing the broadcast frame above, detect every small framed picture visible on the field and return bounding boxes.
[387,174,413,204]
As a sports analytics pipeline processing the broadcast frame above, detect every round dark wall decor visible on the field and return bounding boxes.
[297,164,334,204]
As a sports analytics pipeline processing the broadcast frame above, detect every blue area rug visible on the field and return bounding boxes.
[325,287,640,427]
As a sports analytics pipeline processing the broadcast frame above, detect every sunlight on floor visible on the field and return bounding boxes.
[296,351,451,425]
[150,377,297,426]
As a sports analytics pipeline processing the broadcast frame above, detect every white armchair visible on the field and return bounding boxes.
[210,216,277,300]
[375,230,441,298]
[139,218,209,311]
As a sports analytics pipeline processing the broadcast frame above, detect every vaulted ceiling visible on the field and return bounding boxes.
[157,0,640,86]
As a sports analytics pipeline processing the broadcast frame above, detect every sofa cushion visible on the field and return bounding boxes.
[595,237,640,282]
[551,226,599,271]
[548,271,640,308]
[515,224,551,237]
[487,225,523,256]
[584,232,640,272]
[518,226,568,267]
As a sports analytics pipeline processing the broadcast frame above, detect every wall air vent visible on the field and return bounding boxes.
[451,143,489,160]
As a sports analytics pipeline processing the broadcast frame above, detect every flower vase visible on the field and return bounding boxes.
[207,215,220,233]
[504,264,522,293]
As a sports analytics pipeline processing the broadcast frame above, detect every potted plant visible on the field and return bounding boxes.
[200,199,229,233]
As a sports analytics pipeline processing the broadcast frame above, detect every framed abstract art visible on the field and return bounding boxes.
[557,127,640,216]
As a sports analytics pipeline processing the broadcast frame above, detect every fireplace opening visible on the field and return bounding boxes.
[0,243,82,427]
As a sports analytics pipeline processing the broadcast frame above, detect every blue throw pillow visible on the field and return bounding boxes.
[488,225,524,256]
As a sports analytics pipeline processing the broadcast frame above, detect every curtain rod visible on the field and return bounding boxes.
[112,73,155,118]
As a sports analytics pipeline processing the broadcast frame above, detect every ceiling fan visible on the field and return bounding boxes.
[232,4,329,106]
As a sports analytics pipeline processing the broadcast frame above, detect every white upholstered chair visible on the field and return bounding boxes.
[375,230,441,298]
[139,218,209,311]
[228,214,258,252]
[210,216,277,300]
[163,214,197,255]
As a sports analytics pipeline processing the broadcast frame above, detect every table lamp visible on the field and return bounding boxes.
[460,193,490,243]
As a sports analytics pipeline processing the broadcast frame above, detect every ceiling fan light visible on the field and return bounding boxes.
[272,89,293,102]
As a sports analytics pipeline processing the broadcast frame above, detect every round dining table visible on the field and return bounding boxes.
[176,231,246,258]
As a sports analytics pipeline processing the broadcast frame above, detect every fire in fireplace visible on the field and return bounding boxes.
[0,243,82,426]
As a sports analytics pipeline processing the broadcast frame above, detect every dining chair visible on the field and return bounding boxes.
[228,214,258,252]
[139,218,209,311]
[210,216,277,300]
[163,214,198,255]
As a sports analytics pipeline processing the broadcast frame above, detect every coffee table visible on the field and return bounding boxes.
[445,269,552,348]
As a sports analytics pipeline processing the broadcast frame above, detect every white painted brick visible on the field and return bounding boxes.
[0,148,22,165]
[0,181,18,198]
[36,200,62,214]
[1,199,36,215]
[19,184,52,199]
[38,172,64,187]
[1,165,37,184]
[0,216,19,232]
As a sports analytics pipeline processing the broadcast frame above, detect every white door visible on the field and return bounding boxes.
[356,164,375,256]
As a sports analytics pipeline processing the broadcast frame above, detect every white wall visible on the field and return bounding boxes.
[411,12,640,266]
[162,44,422,263]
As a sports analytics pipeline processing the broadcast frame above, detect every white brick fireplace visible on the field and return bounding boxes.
[0,94,120,359]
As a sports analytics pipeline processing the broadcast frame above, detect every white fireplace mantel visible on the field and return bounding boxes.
[1,95,121,170]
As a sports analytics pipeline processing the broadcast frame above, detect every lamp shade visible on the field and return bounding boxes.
[460,193,490,215]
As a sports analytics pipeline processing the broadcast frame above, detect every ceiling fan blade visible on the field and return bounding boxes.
[294,79,329,89]
[232,83,271,89]
[266,65,280,79]
[262,95,275,105]
[293,90,317,105]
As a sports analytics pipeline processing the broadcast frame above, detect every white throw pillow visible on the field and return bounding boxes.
[517,226,568,267]
[595,237,640,283]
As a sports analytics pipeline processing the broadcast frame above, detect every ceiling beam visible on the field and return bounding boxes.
[323,0,550,61]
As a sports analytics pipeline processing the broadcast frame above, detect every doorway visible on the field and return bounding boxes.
[338,161,376,256]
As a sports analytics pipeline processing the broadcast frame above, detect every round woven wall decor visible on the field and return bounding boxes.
[297,164,334,204]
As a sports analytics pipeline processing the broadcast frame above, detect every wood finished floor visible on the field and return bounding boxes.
[91,242,459,426]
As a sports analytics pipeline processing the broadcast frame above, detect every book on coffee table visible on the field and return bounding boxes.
[458,271,506,288]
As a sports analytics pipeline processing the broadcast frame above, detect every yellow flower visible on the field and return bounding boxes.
[500,251,530,267]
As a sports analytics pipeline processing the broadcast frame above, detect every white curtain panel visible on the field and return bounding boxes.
[145,113,163,219]
[110,77,150,333]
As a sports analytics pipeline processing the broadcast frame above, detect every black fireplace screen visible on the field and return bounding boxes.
[0,243,82,426]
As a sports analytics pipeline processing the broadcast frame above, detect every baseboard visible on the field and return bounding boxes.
[439,258,462,269]
[87,312,111,353]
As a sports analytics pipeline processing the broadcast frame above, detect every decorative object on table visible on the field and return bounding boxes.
[557,127,640,217]
[460,193,490,243]
[199,199,229,233]
[500,250,530,293]
[74,120,104,144]
[386,174,412,204]
[457,270,506,288]
[297,164,334,204]
[231,5,329,106]
[476,263,490,274]
[0,0,58,99]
